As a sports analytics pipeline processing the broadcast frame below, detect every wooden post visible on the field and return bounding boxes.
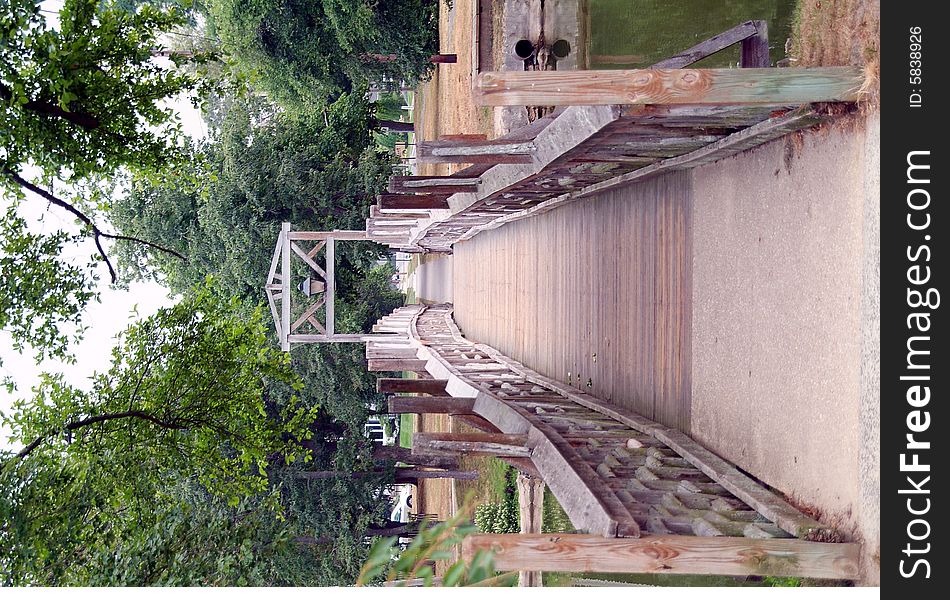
[387,396,476,414]
[439,134,489,142]
[461,534,861,580]
[740,21,770,68]
[429,53,458,64]
[376,378,448,395]
[473,67,864,106]
[451,413,502,434]
[367,358,429,372]
[362,53,457,64]
[516,473,545,587]
[652,20,761,69]
[298,468,477,482]
[388,176,481,195]
[377,194,450,210]
[325,237,335,336]
[412,432,531,457]
[417,139,536,164]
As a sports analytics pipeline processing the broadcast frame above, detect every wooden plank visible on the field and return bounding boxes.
[413,432,531,458]
[288,230,368,241]
[462,534,860,580]
[653,21,760,69]
[367,358,429,372]
[740,21,770,68]
[279,223,291,351]
[473,68,864,106]
[291,296,326,333]
[451,413,501,434]
[378,194,450,210]
[376,378,448,395]
[325,237,334,337]
[417,140,536,165]
[439,134,489,142]
[387,396,476,414]
[388,176,481,195]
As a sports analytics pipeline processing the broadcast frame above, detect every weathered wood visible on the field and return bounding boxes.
[378,194,450,210]
[571,108,826,200]
[372,444,459,469]
[461,534,860,580]
[367,358,429,372]
[417,140,536,165]
[412,432,531,457]
[387,396,476,414]
[371,205,432,219]
[363,53,457,64]
[288,230,368,241]
[474,68,864,107]
[376,378,448,395]
[451,413,501,433]
[439,134,489,142]
[516,473,545,587]
[299,468,476,481]
[653,21,761,68]
[740,21,770,68]
[502,457,542,479]
[388,175,481,195]
[325,237,335,336]
[378,119,414,133]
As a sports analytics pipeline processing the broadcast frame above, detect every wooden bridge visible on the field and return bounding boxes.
[267,20,866,581]
[365,304,859,580]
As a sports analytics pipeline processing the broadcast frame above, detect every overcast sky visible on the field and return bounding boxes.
[0,90,209,451]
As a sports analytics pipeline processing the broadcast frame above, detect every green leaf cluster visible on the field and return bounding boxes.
[357,496,517,587]
[0,279,316,584]
[206,0,440,112]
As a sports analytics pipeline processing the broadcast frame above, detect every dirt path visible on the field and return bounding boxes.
[413,0,495,177]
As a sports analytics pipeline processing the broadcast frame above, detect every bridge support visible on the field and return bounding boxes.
[462,533,861,580]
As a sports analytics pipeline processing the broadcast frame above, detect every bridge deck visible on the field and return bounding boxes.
[452,171,692,432]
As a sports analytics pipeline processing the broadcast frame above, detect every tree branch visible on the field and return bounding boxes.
[11,410,191,464]
[4,169,187,284]
[0,83,100,130]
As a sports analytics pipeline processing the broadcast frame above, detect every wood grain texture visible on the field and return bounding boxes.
[462,533,860,580]
[653,21,761,69]
[474,67,864,106]
[376,378,448,395]
[386,396,476,414]
[452,171,692,431]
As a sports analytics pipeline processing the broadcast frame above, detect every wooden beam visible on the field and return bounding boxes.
[388,175,481,195]
[367,358,429,372]
[461,534,861,580]
[325,237,335,337]
[412,432,530,457]
[740,21,770,68]
[653,21,760,69]
[439,134,489,142]
[280,223,291,351]
[473,67,864,106]
[378,194,450,210]
[376,378,448,395]
[451,413,501,433]
[417,140,536,165]
[288,230,368,241]
[387,396,476,414]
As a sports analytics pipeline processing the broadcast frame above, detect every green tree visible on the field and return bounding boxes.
[0,280,319,584]
[207,0,439,111]
[0,0,213,366]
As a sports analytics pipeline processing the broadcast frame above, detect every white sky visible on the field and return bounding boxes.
[0,5,210,448]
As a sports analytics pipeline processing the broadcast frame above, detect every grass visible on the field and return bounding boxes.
[398,413,414,449]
